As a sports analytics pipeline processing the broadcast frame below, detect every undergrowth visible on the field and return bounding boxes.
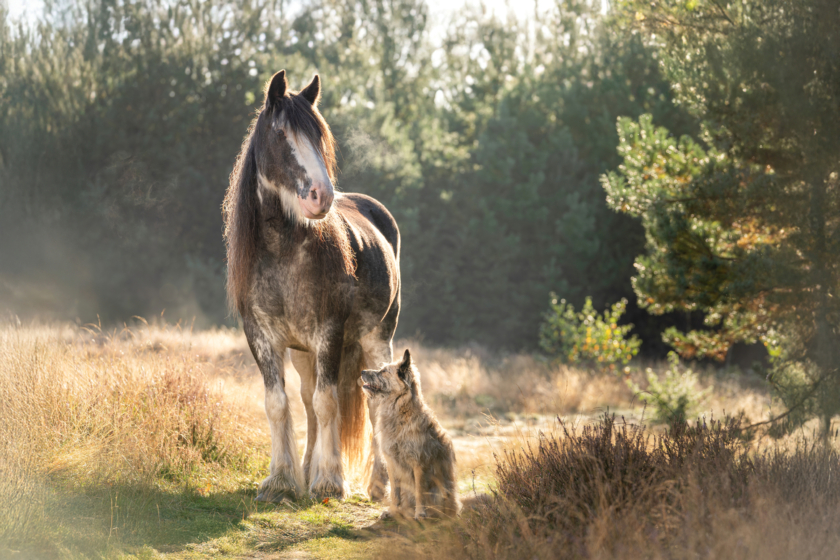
[401,415,840,560]
[0,322,822,560]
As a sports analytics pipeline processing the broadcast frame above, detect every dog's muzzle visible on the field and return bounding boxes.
[360,373,383,395]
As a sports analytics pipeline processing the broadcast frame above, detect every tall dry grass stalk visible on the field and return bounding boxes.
[0,322,261,546]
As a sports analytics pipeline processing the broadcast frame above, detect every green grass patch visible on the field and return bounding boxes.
[6,465,388,560]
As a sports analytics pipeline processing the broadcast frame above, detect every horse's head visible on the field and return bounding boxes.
[255,70,336,222]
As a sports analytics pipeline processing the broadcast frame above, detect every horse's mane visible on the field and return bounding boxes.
[222,89,351,315]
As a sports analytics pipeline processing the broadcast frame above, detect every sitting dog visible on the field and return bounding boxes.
[360,349,461,519]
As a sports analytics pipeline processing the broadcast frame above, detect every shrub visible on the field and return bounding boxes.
[539,295,641,371]
[494,415,748,533]
[628,351,712,424]
[428,415,840,560]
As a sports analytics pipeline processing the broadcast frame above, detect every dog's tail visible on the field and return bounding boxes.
[338,342,368,471]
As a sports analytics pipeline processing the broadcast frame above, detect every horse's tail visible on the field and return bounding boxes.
[338,342,368,472]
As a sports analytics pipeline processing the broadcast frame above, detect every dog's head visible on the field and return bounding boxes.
[360,349,418,401]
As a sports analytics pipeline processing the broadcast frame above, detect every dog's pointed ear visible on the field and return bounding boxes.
[300,74,321,106]
[265,70,287,107]
[397,349,413,382]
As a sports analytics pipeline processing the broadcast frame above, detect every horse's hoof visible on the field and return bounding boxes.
[257,472,302,503]
[367,467,389,502]
[309,479,345,501]
[255,490,294,503]
[310,489,344,501]
[367,483,387,502]
[369,491,385,503]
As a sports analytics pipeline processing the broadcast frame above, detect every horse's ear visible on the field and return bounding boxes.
[265,70,287,106]
[300,74,321,106]
[397,349,413,382]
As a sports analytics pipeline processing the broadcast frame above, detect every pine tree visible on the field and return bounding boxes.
[603,0,840,434]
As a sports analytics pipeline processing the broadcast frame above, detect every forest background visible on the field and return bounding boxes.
[4,2,840,554]
[0,0,724,354]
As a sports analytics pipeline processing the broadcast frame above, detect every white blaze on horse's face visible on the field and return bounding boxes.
[256,127,335,226]
[258,171,305,225]
[285,128,335,221]
[282,126,335,220]
[257,71,335,226]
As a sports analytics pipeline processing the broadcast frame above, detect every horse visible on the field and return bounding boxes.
[223,70,399,501]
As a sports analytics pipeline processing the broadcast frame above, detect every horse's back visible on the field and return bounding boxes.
[336,193,400,260]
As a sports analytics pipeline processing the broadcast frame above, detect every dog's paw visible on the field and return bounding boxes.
[380,510,394,520]
[414,510,427,521]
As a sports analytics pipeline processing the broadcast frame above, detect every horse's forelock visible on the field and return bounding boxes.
[276,94,337,183]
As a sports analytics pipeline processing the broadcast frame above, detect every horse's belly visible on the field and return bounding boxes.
[341,309,384,345]
[250,253,395,352]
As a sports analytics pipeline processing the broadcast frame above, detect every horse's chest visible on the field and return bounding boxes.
[250,254,357,349]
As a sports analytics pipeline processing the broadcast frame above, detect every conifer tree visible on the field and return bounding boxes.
[604,0,840,434]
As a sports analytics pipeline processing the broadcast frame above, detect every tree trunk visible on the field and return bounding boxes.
[809,170,836,440]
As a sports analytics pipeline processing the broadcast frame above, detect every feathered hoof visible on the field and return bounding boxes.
[255,489,295,503]
[256,473,301,503]
[367,473,388,502]
[309,476,345,500]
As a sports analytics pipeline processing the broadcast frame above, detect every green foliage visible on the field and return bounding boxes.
[628,352,711,424]
[0,0,692,348]
[0,0,266,323]
[540,295,640,370]
[389,1,694,348]
[606,0,840,433]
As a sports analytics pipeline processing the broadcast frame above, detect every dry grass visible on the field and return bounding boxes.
[406,342,637,417]
[404,341,775,424]
[0,320,266,552]
[0,320,816,559]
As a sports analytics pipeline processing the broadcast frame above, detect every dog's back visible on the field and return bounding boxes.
[361,350,460,519]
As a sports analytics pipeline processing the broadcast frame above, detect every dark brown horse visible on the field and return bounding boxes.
[223,70,399,501]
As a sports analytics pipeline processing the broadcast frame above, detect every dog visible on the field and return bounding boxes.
[360,349,461,520]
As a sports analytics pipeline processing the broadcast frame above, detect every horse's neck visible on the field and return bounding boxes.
[256,196,304,253]
[255,190,352,276]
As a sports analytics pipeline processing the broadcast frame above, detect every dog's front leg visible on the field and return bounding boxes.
[413,465,427,520]
[381,456,400,519]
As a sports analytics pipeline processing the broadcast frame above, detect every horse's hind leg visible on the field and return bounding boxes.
[361,330,394,501]
[290,349,317,484]
[244,319,304,502]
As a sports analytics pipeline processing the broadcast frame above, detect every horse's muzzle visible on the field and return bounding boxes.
[298,182,334,220]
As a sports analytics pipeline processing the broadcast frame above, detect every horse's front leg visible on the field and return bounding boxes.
[244,319,304,502]
[290,349,317,484]
[309,334,346,499]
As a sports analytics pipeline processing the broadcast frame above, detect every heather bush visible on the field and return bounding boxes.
[438,415,840,560]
